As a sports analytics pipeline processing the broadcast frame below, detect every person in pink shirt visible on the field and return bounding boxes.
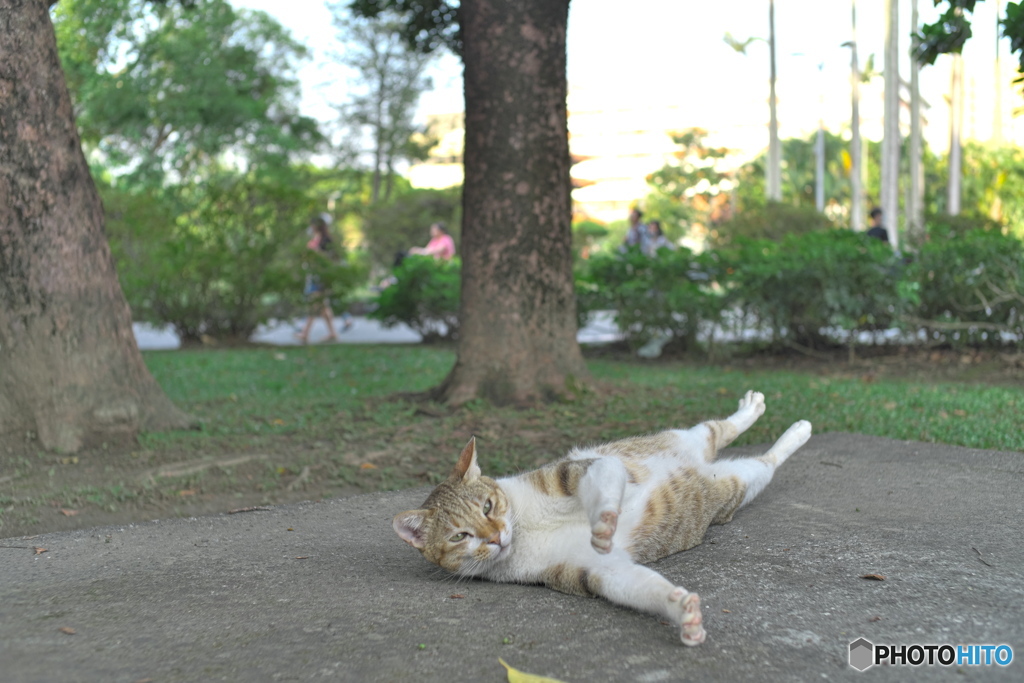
[408,222,456,260]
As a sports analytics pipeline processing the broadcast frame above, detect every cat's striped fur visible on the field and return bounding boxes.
[394,390,812,646]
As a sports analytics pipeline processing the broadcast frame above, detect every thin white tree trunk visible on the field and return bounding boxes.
[767,0,781,202]
[994,0,1004,144]
[849,0,863,231]
[948,53,964,216]
[909,0,925,244]
[882,0,901,249]
[815,123,825,212]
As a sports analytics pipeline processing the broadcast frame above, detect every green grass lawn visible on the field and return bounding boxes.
[144,344,1024,457]
[2,343,1019,538]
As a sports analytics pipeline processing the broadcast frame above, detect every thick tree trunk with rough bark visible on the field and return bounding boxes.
[0,0,192,452]
[436,0,590,406]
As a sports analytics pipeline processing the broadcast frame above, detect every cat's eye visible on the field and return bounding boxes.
[482,499,493,516]
[449,532,468,543]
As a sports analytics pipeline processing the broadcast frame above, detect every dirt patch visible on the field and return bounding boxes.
[1,345,1020,540]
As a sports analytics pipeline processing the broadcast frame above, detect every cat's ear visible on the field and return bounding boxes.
[453,436,481,481]
[393,510,431,549]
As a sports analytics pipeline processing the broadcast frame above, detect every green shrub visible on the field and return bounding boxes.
[370,256,460,342]
[925,212,1004,240]
[904,230,1024,346]
[105,168,365,344]
[712,201,832,247]
[572,220,609,258]
[576,246,724,350]
[721,230,904,350]
[361,188,461,269]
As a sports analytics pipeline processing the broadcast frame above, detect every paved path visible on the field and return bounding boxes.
[2,434,1021,682]
[132,313,623,350]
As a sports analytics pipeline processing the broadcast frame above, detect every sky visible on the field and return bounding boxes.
[230,0,1021,157]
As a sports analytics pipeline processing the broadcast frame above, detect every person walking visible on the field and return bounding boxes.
[296,214,346,344]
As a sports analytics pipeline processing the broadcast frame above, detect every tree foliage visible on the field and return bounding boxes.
[52,0,322,182]
[648,127,1024,246]
[915,1,1024,74]
[646,128,735,234]
[104,165,366,343]
[330,5,437,202]
[348,0,461,53]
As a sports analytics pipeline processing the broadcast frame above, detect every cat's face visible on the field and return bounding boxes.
[393,438,513,574]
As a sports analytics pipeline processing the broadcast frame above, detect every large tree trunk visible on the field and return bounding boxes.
[436,0,590,406]
[0,0,193,452]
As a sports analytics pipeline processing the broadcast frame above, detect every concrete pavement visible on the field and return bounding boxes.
[1,433,1021,682]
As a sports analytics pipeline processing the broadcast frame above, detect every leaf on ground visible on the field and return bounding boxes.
[58,627,76,635]
[499,658,567,683]
[58,509,78,517]
[178,490,196,497]
[360,463,378,470]
[860,573,886,581]
[294,556,309,560]
[449,594,465,599]
[34,547,47,555]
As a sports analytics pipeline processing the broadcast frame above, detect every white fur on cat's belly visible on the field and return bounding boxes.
[451,393,810,647]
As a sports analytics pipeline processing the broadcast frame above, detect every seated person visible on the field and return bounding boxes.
[408,222,456,260]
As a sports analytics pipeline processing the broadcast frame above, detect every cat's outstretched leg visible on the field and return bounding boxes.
[738,418,811,505]
[577,457,628,554]
[708,419,812,509]
[671,390,766,463]
[564,552,707,646]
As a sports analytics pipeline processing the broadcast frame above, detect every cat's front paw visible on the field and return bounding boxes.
[590,509,618,554]
[669,588,706,646]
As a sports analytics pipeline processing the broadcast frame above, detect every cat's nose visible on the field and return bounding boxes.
[487,532,501,545]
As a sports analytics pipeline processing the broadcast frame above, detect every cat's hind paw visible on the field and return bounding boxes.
[738,390,766,418]
[590,509,618,554]
[669,588,706,646]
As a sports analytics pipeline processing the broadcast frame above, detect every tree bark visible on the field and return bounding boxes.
[0,0,193,452]
[437,0,590,406]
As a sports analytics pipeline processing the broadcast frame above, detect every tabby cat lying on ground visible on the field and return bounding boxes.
[394,390,812,646]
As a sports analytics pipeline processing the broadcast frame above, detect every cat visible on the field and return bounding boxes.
[393,390,812,646]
